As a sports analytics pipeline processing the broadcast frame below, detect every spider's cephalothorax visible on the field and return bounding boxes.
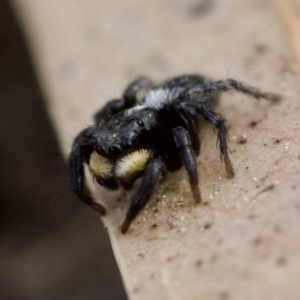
[69,75,280,233]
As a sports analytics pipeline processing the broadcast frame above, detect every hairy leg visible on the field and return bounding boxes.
[121,158,166,234]
[177,108,200,156]
[178,101,234,178]
[173,126,201,203]
[181,78,281,102]
[69,127,106,215]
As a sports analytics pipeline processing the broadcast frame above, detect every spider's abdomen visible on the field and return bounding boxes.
[143,75,208,110]
[144,87,184,110]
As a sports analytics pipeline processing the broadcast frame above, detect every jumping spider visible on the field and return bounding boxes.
[70,74,280,233]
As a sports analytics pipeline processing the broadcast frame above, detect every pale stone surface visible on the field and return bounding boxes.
[13,0,300,299]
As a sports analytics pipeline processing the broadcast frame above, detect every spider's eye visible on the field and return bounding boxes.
[136,120,144,127]
[95,145,104,155]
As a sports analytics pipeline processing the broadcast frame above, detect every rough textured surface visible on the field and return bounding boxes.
[13,0,300,299]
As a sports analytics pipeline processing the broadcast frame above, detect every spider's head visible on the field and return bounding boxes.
[94,106,159,156]
[88,106,159,188]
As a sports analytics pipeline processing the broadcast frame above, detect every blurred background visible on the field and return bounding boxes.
[0,1,127,299]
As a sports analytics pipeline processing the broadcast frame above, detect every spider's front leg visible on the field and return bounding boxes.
[172,126,201,203]
[121,158,166,234]
[69,127,106,215]
[178,101,234,178]
[94,76,153,123]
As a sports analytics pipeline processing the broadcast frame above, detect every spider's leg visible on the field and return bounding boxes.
[94,76,153,123]
[121,158,166,234]
[177,108,200,156]
[69,127,106,215]
[182,79,281,102]
[172,127,201,204]
[178,101,234,178]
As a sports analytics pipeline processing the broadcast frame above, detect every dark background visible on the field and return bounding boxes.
[0,1,126,299]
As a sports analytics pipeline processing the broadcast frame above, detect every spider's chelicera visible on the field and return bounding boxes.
[70,74,280,233]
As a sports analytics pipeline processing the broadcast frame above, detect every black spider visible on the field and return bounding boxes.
[69,74,280,233]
